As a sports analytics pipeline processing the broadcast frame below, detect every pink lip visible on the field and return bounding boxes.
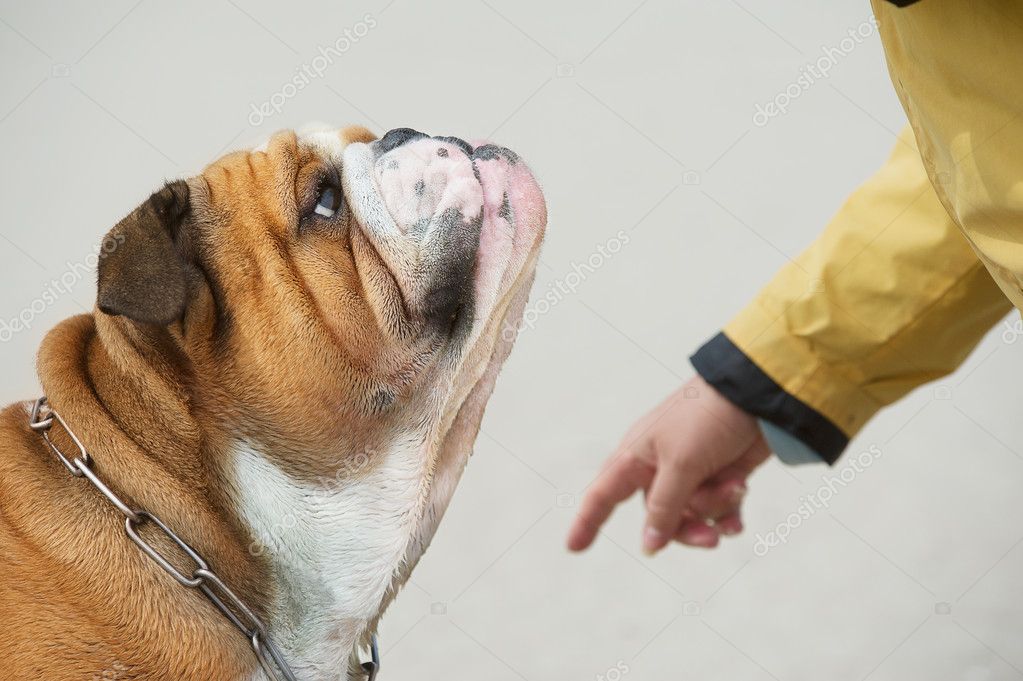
[469,141,546,297]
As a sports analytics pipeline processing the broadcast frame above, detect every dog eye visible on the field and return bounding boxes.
[313,184,343,218]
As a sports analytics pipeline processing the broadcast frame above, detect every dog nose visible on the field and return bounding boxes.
[432,136,473,156]
[377,127,428,153]
[377,128,476,157]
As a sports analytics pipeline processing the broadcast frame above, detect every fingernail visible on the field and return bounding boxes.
[681,525,720,548]
[690,531,720,548]
[642,527,665,555]
[695,535,719,548]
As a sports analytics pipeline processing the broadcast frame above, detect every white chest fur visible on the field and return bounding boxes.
[227,439,427,680]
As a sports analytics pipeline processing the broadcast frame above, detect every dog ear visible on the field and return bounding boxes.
[97,180,192,326]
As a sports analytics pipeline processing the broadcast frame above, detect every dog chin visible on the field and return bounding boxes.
[386,270,535,607]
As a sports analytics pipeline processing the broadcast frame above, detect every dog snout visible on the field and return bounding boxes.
[343,128,542,337]
[373,134,483,239]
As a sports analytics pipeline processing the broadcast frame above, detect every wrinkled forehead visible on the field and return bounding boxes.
[250,124,377,163]
[198,124,377,211]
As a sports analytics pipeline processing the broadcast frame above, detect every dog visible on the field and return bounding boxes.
[0,125,546,680]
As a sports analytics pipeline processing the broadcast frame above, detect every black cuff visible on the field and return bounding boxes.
[690,333,848,464]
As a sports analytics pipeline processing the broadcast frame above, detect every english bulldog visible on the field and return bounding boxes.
[0,125,546,680]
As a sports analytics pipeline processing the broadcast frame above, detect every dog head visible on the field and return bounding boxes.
[97,124,544,467]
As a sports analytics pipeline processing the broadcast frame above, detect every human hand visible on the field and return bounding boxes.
[566,375,771,554]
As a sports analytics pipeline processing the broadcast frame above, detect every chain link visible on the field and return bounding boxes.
[28,397,380,681]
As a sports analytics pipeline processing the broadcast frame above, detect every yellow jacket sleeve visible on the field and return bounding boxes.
[694,127,1011,462]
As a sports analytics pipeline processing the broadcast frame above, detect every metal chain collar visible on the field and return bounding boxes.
[28,396,380,681]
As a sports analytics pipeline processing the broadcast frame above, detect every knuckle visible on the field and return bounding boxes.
[654,443,695,470]
[660,450,698,476]
[645,498,678,522]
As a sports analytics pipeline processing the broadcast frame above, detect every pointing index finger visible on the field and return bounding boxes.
[567,450,653,552]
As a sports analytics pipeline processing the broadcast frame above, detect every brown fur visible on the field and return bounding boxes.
[0,124,459,679]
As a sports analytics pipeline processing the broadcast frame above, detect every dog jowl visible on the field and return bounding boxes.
[0,125,546,680]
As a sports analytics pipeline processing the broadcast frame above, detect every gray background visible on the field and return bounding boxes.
[2,2,1022,680]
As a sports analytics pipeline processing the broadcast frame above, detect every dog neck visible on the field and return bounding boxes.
[36,313,505,680]
[224,434,431,680]
[38,315,430,679]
